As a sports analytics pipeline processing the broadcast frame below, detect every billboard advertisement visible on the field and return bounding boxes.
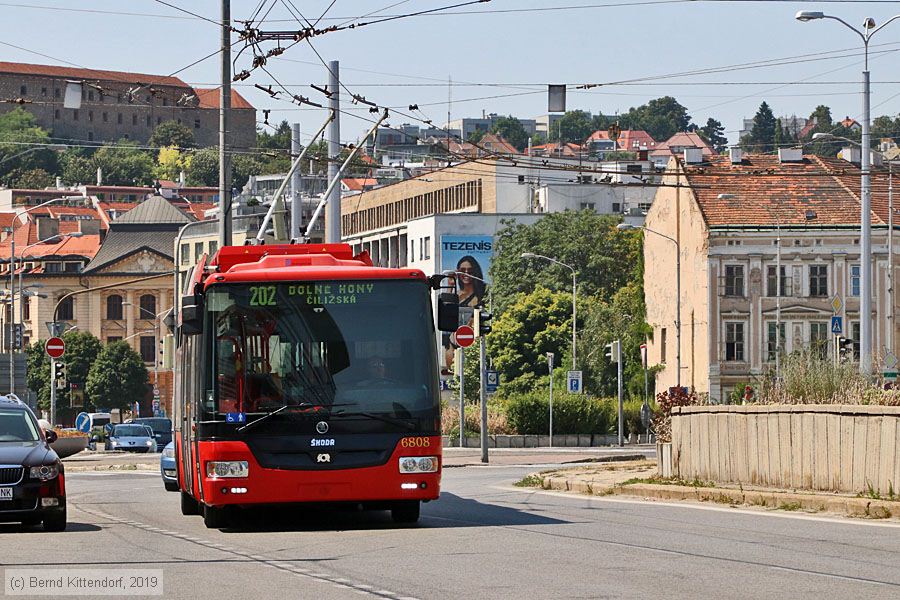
[440,235,493,373]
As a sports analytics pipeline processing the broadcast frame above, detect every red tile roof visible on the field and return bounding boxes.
[526,142,582,157]
[681,153,887,227]
[478,133,519,155]
[0,213,17,231]
[0,221,101,260]
[342,178,378,191]
[194,87,255,110]
[616,130,657,151]
[0,61,188,88]
[650,132,716,157]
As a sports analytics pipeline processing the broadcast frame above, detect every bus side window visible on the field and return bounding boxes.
[217,337,240,413]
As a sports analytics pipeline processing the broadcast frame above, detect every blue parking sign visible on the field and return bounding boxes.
[567,371,583,394]
[831,316,843,335]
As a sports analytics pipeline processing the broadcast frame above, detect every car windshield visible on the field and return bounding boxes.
[201,280,439,425]
[135,418,171,433]
[113,425,150,437]
[0,409,40,443]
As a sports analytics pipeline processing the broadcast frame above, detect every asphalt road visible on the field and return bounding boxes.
[3,464,900,600]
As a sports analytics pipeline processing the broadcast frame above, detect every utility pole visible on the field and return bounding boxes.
[218,0,233,249]
[291,122,302,239]
[547,352,554,448]
[325,60,341,243]
[8,237,14,394]
[479,334,488,463]
[889,163,895,354]
[617,340,624,447]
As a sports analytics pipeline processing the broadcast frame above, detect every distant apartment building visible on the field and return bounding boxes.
[446,113,537,141]
[0,61,256,148]
[739,115,809,140]
[643,147,899,402]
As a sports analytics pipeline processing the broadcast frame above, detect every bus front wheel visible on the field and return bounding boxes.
[180,492,200,516]
[391,501,420,524]
[203,504,229,529]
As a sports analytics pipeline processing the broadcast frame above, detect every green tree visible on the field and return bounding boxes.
[60,151,95,185]
[25,332,103,422]
[467,129,485,144]
[186,147,261,190]
[549,110,594,144]
[0,108,58,185]
[93,141,155,186]
[490,116,529,152]
[620,96,693,141]
[86,341,150,411]
[257,120,292,150]
[871,115,900,144]
[803,105,860,157]
[487,287,577,393]
[741,101,777,153]
[490,211,642,314]
[698,117,728,153]
[149,120,195,149]
[9,168,53,189]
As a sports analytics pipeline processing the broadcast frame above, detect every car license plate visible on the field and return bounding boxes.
[0,487,12,500]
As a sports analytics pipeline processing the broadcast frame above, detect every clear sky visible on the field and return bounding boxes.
[1,0,899,146]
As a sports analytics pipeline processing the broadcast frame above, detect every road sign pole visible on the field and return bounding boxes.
[617,339,624,447]
[458,348,464,449]
[50,360,56,427]
[547,352,554,448]
[480,335,488,464]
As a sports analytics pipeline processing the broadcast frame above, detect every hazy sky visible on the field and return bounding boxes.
[2,0,899,145]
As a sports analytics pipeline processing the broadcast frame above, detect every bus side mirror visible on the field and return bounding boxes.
[180,294,203,335]
[436,292,459,332]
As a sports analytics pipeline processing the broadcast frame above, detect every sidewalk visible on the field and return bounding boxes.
[520,462,900,521]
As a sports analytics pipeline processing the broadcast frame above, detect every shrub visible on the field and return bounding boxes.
[503,391,615,435]
[652,387,704,442]
[441,401,514,437]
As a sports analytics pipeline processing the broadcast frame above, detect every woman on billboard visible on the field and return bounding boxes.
[455,255,486,308]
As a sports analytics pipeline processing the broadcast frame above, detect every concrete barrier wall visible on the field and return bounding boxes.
[440,434,649,448]
[671,405,900,495]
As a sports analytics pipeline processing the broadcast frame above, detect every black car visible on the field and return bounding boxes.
[0,396,66,531]
[130,418,172,449]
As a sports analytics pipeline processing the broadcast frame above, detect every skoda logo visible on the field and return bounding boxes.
[316,421,329,434]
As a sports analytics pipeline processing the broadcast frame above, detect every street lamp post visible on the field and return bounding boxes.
[520,253,577,370]
[617,223,681,388]
[797,10,900,374]
[123,303,171,415]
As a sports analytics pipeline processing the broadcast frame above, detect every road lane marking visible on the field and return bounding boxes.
[69,502,420,600]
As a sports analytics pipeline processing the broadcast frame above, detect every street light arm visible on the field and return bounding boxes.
[821,14,867,43]
[523,253,576,274]
[639,225,679,248]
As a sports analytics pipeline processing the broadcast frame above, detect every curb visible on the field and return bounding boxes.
[535,476,900,519]
[65,464,157,473]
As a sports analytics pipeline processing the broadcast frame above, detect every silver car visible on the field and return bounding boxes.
[105,424,157,453]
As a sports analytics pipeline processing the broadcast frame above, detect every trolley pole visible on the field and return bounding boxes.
[325,60,341,243]
[290,122,303,239]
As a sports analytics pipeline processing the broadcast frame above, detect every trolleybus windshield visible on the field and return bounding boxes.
[201,279,439,429]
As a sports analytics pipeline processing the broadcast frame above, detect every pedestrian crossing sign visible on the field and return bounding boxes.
[831,316,842,335]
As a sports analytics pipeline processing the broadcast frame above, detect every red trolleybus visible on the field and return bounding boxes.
[173,244,458,528]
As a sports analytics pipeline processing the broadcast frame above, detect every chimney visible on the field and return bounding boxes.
[839,146,861,165]
[36,217,59,242]
[96,166,103,186]
[55,177,62,190]
[79,219,100,236]
[683,148,703,164]
[729,147,743,164]
[871,151,884,167]
[777,148,803,163]
[179,170,186,187]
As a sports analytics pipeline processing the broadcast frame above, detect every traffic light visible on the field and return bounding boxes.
[605,341,620,364]
[13,324,22,350]
[838,337,855,362]
[474,309,492,336]
[54,361,67,389]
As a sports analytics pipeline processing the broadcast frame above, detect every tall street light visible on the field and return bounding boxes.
[797,10,900,374]
[617,223,681,388]
[520,252,577,370]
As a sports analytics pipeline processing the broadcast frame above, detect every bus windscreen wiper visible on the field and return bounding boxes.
[329,410,417,431]
[237,403,350,433]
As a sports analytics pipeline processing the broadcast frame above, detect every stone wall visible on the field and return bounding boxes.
[670,405,900,495]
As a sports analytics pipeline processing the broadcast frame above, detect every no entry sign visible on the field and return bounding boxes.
[455,325,475,348]
[45,337,65,359]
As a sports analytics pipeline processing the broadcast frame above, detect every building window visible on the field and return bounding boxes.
[180,243,189,264]
[195,119,201,129]
[724,265,745,297]
[132,114,138,126]
[194,242,203,261]
[88,91,94,101]
[64,262,81,273]
[54,109,60,120]
[724,322,745,361]
[139,336,155,363]
[117,113,123,124]
[106,295,123,320]
[139,294,156,318]
[23,298,30,321]
[58,297,74,321]
[41,87,47,97]
[45,262,63,273]
[208,241,218,255]
[73,110,78,121]
[54,88,60,98]
[88,131,93,141]
[766,265,790,297]
[19,85,26,96]
[612,202,621,213]
[849,264,860,297]
[766,322,786,362]
[809,264,828,297]
[157,117,162,125]
[107,336,122,344]
[146,116,151,127]
[579,202,595,210]
[162,97,168,106]
[851,321,861,360]
[103,112,108,122]
[810,322,829,358]
[423,237,431,260]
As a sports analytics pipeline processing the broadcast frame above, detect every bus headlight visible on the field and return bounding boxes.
[398,456,438,473]
[205,461,249,478]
